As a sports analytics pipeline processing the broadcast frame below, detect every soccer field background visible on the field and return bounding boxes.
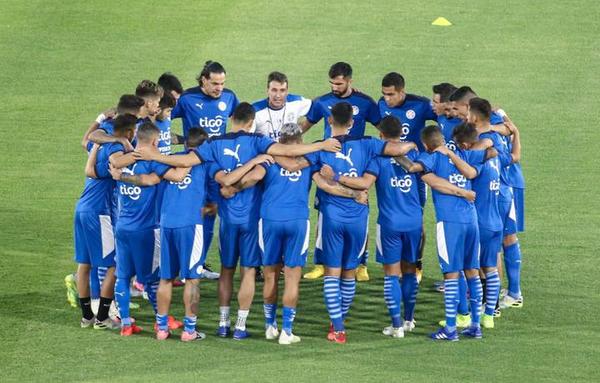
[1,1,599,382]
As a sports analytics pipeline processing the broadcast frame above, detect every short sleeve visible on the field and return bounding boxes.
[369,137,387,158]
[254,135,276,154]
[489,112,504,125]
[462,149,486,166]
[208,162,221,179]
[416,152,435,173]
[298,98,312,117]
[305,100,323,124]
[106,142,125,157]
[171,98,183,119]
[194,141,214,162]
[151,161,171,177]
[304,151,320,166]
[98,120,114,135]
[365,157,380,177]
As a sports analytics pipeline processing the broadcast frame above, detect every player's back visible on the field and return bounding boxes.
[76,143,120,214]
[470,154,502,231]
[260,162,315,221]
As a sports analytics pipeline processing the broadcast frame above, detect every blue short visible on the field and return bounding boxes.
[479,227,502,268]
[115,227,160,284]
[375,225,422,265]
[417,178,427,209]
[513,187,525,232]
[160,224,206,280]
[435,221,480,274]
[499,196,517,236]
[259,218,310,268]
[219,220,261,268]
[73,212,116,268]
[321,216,368,270]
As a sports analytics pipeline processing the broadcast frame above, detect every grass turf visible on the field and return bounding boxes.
[1,0,599,382]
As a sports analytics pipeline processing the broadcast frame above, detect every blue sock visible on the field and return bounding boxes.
[115,277,131,326]
[504,242,522,298]
[384,275,402,328]
[359,249,369,266]
[467,276,483,327]
[282,306,296,335]
[443,278,459,332]
[90,267,100,300]
[401,272,418,322]
[156,313,168,331]
[340,278,356,319]
[484,271,501,316]
[263,303,277,328]
[458,272,469,315]
[184,315,197,334]
[323,276,343,331]
[203,213,216,258]
[144,280,159,314]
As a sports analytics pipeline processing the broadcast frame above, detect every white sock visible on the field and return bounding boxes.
[219,306,230,327]
[235,309,249,330]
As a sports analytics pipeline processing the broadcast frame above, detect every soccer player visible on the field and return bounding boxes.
[406,125,495,340]
[109,122,190,336]
[432,82,461,148]
[252,71,311,141]
[308,102,415,343]
[73,114,138,330]
[153,93,177,155]
[133,102,341,339]
[301,62,380,281]
[158,72,184,101]
[378,72,438,282]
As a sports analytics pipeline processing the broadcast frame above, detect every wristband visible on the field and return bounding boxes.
[95,113,107,124]
[333,173,340,182]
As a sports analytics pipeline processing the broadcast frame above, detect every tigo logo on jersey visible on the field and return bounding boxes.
[406,109,416,120]
[342,168,359,177]
[218,101,227,111]
[352,105,360,116]
[199,115,224,134]
[489,179,500,193]
[400,123,410,140]
[159,130,171,146]
[171,174,192,190]
[120,184,142,200]
[390,175,413,193]
[448,173,467,188]
[280,167,301,182]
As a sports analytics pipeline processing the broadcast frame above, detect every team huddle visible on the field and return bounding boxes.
[71,60,525,344]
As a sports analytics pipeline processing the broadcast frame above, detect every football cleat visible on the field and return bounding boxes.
[168,316,183,330]
[402,320,416,332]
[265,325,279,340]
[461,326,483,339]
[356,265,370,282]
[382,326,404,338]
[94,318,120,330]
[330,331,346,344]
[416,269,423,284]
[303,265,325,280]
[499,294,523,309]
[120,324,142,336]
[181,330,206,342]
[433,281,445,293]
[430,327,459,341]
[80,317,95,328]
[65,274,78,308]
[493,308,502,318]
[155,329,170,340]
[216,325,231,337]
[481,314,495,329]
[200,264,220,280]
[278,331,301,345]
[233,328,251,340]
[327,323,336,341]
[439,313,471,328]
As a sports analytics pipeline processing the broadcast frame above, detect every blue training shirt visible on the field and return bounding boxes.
[154,118,172,155]
[470,152,503,232]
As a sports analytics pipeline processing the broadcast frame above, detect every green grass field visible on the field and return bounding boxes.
[1,0,599,382]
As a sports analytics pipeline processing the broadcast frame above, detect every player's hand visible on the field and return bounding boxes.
[219,186,237,199]
[321,138,341,152]
[119,138,135,153]
[81,138,90,152]
[462,190,476,202]
[354,190,369,205]
[103,107,117,120]
[434,145,451,156]
[202,203,218,216]
[109,163,122,181]
[133,146,158,160]
[320,164,335,180]
[252,154,274,165]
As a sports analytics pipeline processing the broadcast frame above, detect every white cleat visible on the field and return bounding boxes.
[278,331,301,345]
[109,301,119,320]
[402,320,416,332]
[80,317,96,328]
[499,294,523,309]
[265,325,279,340]
[382,326,404,338]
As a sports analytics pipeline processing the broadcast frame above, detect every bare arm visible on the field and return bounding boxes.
[319,164,376,190]
[89,130,134,153]
[214,154,273,187]
[274,155,311,172]
[163,167,191,182]
[395,156,424,173]
[170,132,186,145]
[134,147,201,167]
[109,164,162,186]
[313,173,369,205]
[219,165,267,199]
[109,152,136,169]
[421,173,476,201]
[434,146,478,180]
[299,118,315,133]
[267,138,340,156]
[505,119,521,163]
[82,109,116,151]
[85,144,100,178]
[382,141,417,156]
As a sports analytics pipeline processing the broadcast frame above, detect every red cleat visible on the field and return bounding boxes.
[168,316,183,330]
[332,331,346,344]
[120,324,142,336]
[173,279,185,287]
[327,323,335,341]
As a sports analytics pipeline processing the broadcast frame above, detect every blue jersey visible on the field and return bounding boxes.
[378,94,437,151]
[194,131,275,224]
[154,118,172,155]
[416,150,485,224]
[116,160,170,231]
[437,115,462,146]
[468,152,502,231]
[307,135,386,223]
[171,87,239,138]
[76,142,123,214]
[480,131,513,201]
[259,161,318,221]
[306,91,380,138]
[507,162,525,188]
[365,149,422,231]
[160,150,208,229]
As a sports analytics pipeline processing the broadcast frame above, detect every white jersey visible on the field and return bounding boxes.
[251,94,311,141]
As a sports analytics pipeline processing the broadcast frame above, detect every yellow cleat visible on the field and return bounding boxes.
[438,314,471,328]
[416,269,423,283]
[481,314,494,329]
[356,265,370,282]
[303,265,325,280]
[65,273,78,308]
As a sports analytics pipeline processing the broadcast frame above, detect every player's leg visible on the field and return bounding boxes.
[500,198,523,308]
[260,219,283,339]
[461,223,483,338]
[400,227,422,332]
[217,222,239,337]
[416,180,427,282]
[74,212,94,325]
[304,210,325,279]
[91,214,117,328]
[321,217,345,341]
[480,228,502,328]
[178,224,206,341]
[234,220,261,339]
[114,229,139,335]
[155,227,177,340]
[201,200,220,280]
[138,228,161,316]
[356,235,370,282]
[376,224,403,338]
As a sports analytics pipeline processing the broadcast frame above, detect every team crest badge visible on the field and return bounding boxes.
[406,109,416,119]
[218,101,227,111]
[352,105,360,116]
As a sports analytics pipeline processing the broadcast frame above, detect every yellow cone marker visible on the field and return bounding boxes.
[432,17,452,26]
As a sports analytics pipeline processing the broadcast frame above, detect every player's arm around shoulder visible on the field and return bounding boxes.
[312,172,368,205]
[85,144,100,178]
[421,173,476,202]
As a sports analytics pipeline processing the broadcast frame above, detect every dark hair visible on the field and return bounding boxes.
[279,123,303,144]
[267,71,288,87]
[382,72,405,90]
[117,94,145,115]
[331,102,353,126]
[468,97,492,120]
[378,115,402,138]
[158,72,183,95]
[452,122,479,145]
[420,124,445,149]
[112,114,138,136]
[159,93,176,109]
[136,121,160,143]
[328,62,352,79]
[231,102,256,124]
[432,83,458,102]
[198,60,226,81]
[449,86,477,102]
[186,127,208,148]
[135,80,164,99]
